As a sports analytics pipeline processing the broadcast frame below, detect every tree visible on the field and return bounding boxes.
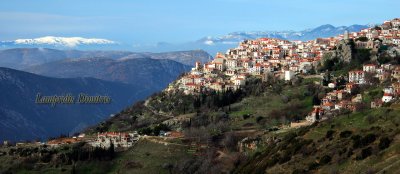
[322,71,332,86]
[325,130,335,139]
[108,142,115,159]
[153,124,171,136]
[355,36,368,42]
[320,155,332,164]
[353,49,371,65]
[71,161,76,174]
[377,53,392,64]
[364,72,379,85]
[138,127,152,135]
[221,132,238,152]
[379,137,391,150]
[193,97,201,109]
[356,147,372,160]
[312,94,321,105]
[321,57,343,72]
[374,26,382,30]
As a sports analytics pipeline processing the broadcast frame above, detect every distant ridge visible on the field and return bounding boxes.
[0,67,142,141]
[198,24,369,45]
[0,24,369,56]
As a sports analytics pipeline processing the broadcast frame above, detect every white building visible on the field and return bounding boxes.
[328,83,336,89]
[349,70,365,84]
[90,132,140,149]
[382,93,393,103]
[284,70,294,81]
[233,77,245,86]
[384,87,394,94]
[363,64,377,73]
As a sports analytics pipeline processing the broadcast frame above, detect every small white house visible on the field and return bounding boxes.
[328,83,336,89]
[233,78,245,86]
[284,70,294,81]
[349,70,365,84]
[363,64,377,73]
[382,93,393,103]
[383,87,394,94]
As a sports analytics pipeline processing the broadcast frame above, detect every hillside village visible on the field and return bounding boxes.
[170,18,400,128]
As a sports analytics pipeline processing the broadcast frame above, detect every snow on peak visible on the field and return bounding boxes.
[13,36,116,47]
[204,40,215,45]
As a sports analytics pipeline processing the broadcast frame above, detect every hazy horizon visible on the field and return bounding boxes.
[1,0,399,46]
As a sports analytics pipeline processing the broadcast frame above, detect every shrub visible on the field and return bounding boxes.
[278,151,292,164]
[355,36,368,42]
[352,135,362,148]
[347,149,353,157]
[242,114,251,120]
[325,130,335,139]
[256,116,264,124]
[356,147,372,160]
[352,134,376,148]
[138,127,153,135]
[361,134,376,147]
[265,154,279,166]
[338,147,347,156]
[378,137,391,150]
[320,155,332,165]
[339,130,352,138]
[365,115,376,125]
[308,162,319,170]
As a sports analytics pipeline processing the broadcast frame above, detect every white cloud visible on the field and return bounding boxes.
[13,36,116,47]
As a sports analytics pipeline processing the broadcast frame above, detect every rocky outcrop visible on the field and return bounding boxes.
[332,39,354,62]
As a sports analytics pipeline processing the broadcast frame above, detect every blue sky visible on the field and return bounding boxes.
[0,0,399,44]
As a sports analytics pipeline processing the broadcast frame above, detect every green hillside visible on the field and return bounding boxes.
[235,107,400,174]
[1,76,400,173]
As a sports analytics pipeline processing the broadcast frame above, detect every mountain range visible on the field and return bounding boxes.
[0,67,142,142]
[198,24,369,45]
[0,24,369,56]
[0,48,210,69]
[25,57,191,93]
[107,24,370,55]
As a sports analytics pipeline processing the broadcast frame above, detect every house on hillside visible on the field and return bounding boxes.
[284,70,295,81]
[382,93,394,103]
[392,66,400,79]
[345,83,357,94]
[349,70,365,84]
[90,132,139,149]
[363,64,377,73]
[371,99,383,108]
[393,82,400,96]
[306,107,324,123]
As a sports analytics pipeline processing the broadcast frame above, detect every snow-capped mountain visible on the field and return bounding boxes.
[197,24,369,45]
[127,24,370,55]
[0,24,369,56]
[1,36,117,48]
